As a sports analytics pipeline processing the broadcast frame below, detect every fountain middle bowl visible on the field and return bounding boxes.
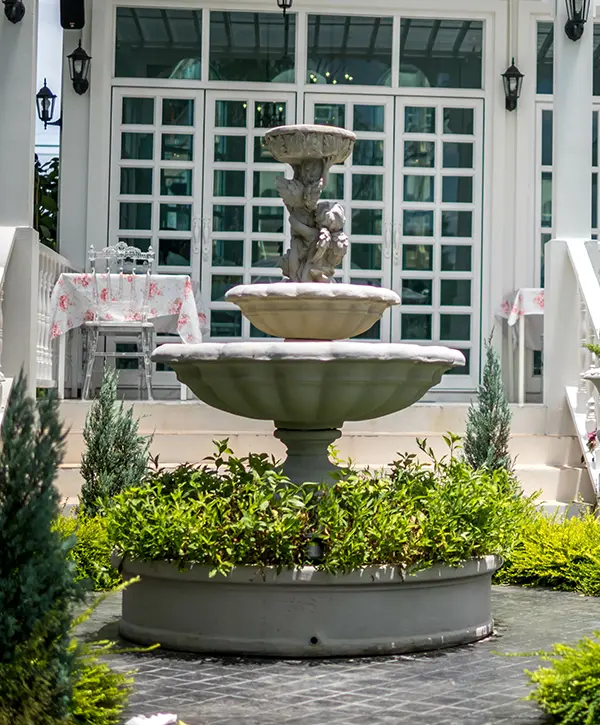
[152,341,465,430]
[225,283,400,340]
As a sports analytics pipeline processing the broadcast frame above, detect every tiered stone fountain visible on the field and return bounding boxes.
[118,125,500,657]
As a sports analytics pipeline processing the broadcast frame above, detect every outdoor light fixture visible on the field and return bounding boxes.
[36,80,59,130]
[502,59,524,112]
[68,40,91,95]
[276,0,292,16]
[565,0,592,41]
[3,0,25,23]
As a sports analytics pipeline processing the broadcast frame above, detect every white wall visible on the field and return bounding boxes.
[36,0,62,162]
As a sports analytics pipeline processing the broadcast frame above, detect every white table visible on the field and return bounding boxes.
[50,273,206,398]
[498,288,544,406]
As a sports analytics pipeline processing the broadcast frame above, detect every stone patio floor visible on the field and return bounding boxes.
[76,586,600,725]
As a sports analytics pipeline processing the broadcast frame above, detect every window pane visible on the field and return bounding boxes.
[400,19,483,89]
[540,233,551,286]
[162,99,194,126]
[211,274,243,302]
[161,134,193,161]
[542,110,553,166]
[160,169,192,196]
[350,243,382,270]
[314,104,345,128]
[252,240,282,266]
[441,245,471,271]
[210,12,295,83]
[213,239,244,266]
[121,132,153,160]
[355,320,381,340]
[352,209,382,236]
[214,170,246,197]
[446,349,470,375]
[541,171,552,228]
[405,107,435,134]
[353,105,385,133]
[116,8,202,79]
[404,141,435,168]
[159,204,192,231]
[353,139,384,166]
[253,171,284,198]
[252,206,284,233]
[443,143,473,168]
[255,102,287,129]
[537,22,553,94]
[443,108,474,135]
[214,135,246,162]
[215,100,247,128]
[120,168,153,195]
[404,176,434,203]
[403,244,433,270]
[402,313,432,340]
[440,280,471,306]
[442,177,472,203]
[122,97,154,124]
[352,174,383,201]
[350,278,381,287]
[441,211,472,237]
[158,239,191,266]
[440,313,471,341]
[210,310,242,337]
[404,210,434,237]
[250,324,277,338]
[213,205,245,232]
[254,137,275,163]
[307,15,393,86]
[119,202,152,230]
[321,173,344,200]
[594,172,598,229]
[402,279,432,305]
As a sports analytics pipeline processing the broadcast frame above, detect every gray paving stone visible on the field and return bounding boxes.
[74,585,600,724]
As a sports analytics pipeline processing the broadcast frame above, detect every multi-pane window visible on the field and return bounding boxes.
[537,23,600,95]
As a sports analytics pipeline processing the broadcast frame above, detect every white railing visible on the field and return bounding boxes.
[37,244,79,389]
[549,239,600,499]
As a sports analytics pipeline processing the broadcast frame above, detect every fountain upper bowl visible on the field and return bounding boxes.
[225,283,400,340]
[265,124,356,166]
[152,341,465,430]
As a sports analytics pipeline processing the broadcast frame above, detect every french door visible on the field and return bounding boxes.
[392,97,484,389]
[201,90,296,340]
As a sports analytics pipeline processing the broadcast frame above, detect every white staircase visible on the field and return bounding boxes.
[56,400,594,510]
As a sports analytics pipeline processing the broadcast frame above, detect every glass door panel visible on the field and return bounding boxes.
[203,90,296,340]
[393,97,483,390]
[109,88,205,390]
[304,94,394,341]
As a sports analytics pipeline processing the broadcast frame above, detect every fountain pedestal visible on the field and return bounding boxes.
[274,428,342,484]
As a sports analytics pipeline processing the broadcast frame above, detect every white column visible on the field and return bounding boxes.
[544,0,594,422]
[0,0,39,227]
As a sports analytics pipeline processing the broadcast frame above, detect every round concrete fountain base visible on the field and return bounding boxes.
[116,556,501,657]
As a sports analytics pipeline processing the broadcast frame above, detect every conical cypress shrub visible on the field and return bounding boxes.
[0,374,85,718]
[464,334,513,472]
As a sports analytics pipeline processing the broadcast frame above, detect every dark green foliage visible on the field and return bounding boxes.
[526,632,600,724]
[107,438,536,576]
[495,512,600,596]
[0,374,86,719]
[464,334,513,472]
[54,514,122,591]
[80,367,152,516]
[34,155,59,250]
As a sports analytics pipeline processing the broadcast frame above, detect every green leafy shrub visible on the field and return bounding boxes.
[0,374,86,719]
[80,367,152,516]
[495,512,600,596]
[464,333,513,472]
[54,514,122,592]
[107,438,536,576]
[526,632,600,724]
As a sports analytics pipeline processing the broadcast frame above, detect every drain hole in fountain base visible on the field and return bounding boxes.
[309,636,319,645]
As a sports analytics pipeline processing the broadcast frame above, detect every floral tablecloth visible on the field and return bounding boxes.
[497,288,544,351]
[50,273,206,343]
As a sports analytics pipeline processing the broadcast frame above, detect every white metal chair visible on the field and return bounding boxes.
[82,242,155,400]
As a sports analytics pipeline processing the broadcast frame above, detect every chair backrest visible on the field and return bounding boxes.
[88,242,155,323]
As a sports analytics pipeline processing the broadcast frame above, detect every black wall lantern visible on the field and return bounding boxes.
[276,0,292,16]
[565,0,592,41]
[36,80,59,129]
[67,40,91,95]
[502,58,524,112]
[3,0,25,23]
